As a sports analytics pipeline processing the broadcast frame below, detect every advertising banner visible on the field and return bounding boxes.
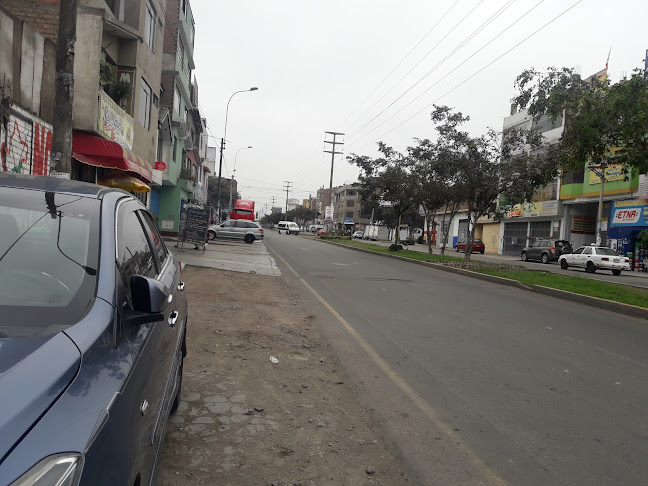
[609,200,648,227]
[506,200,559,218]
[325,205,334,220]
[98,90,134,150]
[588,164,624,184]
[344,217,354,224]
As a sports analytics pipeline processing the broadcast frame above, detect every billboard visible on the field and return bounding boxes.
[325,206,334,220]
[609,200,648,227]
[98,90,134,150]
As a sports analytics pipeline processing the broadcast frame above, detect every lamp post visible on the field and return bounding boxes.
[216,87,258,222]
[229,146,253,213]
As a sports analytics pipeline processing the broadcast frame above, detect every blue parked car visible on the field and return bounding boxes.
[0,173,188,486]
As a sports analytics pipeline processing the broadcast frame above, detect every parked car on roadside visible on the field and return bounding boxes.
[455,239,485,253]
[0,173,188,486]
[558,244,631,275]
[521,239,572,264]
[352,230,364,239]
[207,219,264,243]
[317,228,327,236]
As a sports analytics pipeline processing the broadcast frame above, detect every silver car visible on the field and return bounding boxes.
[207,220,264,244]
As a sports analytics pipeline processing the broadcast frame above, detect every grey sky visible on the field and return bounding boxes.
[192,0,647,212]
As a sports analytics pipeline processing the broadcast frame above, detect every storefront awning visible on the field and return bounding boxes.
[72,131,153,182]
[98,172,150,193]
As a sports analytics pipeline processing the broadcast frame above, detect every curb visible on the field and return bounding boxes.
[316,239,647,320]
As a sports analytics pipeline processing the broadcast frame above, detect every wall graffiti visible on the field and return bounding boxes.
[1,103,53,175]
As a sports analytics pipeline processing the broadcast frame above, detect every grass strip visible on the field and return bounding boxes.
[474,269,648,309]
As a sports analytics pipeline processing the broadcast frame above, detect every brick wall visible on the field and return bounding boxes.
[163,0,179,55]
[0,0,60,42]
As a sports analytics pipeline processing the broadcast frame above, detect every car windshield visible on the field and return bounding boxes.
[596,247,619,256]
[0,188,100,337]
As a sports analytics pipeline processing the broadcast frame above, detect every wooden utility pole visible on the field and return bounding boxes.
[283,181,293,217]
[51,0,78,176]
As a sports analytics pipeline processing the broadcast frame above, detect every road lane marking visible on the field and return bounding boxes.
[331,262,348,266]
[273,250,507,486]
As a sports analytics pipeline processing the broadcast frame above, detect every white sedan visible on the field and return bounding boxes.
[558,245,631,275]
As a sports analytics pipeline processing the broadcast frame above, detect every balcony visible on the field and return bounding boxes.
[178,169,196,192]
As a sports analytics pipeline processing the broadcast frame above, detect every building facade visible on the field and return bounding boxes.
[1,0,166,198]
[332,184,370,227]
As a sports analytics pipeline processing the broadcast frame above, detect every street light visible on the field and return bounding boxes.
[216,87,258,222]
[229,146,253,212]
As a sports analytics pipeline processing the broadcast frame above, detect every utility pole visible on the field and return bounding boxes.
[51,0,78,176]
[271,196,277,209]
[283,181,292,218]
[324,131,344,227]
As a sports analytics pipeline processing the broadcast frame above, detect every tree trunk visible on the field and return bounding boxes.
[440,210,448,256]
[464,213,478,263]
[427,214,435,254]
[394,213,401,247]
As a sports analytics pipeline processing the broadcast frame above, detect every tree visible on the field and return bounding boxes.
[260,212,282,226]
[512,66,648,174]
[207,178,234,215]
[349,143,417,248]
[286,206,320,227]
[430,105,559,261]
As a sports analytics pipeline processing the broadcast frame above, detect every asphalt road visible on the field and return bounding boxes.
[264,231,648,486]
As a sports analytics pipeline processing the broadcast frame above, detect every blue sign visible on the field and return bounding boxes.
[344,217,354,224]
[610,200,648,227]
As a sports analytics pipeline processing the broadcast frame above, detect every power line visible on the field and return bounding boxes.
[334,0,463,132]
[348,0,584,154]
[343,0,487,135]
[343,0,548,152]
[345,0,518,141]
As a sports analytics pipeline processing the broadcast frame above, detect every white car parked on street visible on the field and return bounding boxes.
[558,244,631,275]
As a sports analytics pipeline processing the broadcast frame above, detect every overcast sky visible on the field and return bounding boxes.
[191,0,647,213]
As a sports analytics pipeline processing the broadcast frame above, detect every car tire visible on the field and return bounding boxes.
[244,234,255,244]
[612,269,621,276]
[207,230,216,240]
[521,251,527,262]
[456,246,459,252]
[586,261,596,273]
[541,253,549,264]
[560,259,568,270]
[170,357,183,414]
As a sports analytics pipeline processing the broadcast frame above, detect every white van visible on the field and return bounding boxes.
[277,221,300,235]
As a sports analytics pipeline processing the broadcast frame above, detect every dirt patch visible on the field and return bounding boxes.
[158,266,409,486]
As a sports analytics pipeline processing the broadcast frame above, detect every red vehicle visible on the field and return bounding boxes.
[455,239,485,254]
[317,228,327,236]
[230,199,255,221]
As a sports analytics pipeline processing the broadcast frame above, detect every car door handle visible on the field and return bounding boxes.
[168,311,179,327]
[178,281,185,291]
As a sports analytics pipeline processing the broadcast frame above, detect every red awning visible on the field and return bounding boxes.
[72,131,153,182]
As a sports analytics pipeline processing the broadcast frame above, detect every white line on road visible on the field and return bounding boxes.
[272,250,507,486]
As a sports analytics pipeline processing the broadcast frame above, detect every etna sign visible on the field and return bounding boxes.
[610,200,648,227]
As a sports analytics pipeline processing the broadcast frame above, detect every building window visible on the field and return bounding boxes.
[144,1,156,51]
[138,78,152,129]
[346,200,354,207]
[190,21,195,47]
[346,190,356,196]
[184,108,188,123]
[182,0,187,18]
[177,40,184,72]
[173,85,181,116]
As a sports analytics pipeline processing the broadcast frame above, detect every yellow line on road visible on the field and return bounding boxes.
[273,249,507,486]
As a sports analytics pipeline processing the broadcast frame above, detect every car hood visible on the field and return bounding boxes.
[0,334,81,461]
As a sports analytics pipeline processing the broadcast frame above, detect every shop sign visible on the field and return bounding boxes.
[344,217,354,224]
[155,161,167,171]
[588,164,624,184]
[638,174,648,198]
[506,200,558,218]
[98,90,134,150]
[610,200,648,227]
[572,215,596,234]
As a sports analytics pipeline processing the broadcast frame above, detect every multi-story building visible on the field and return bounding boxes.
[1,0,167,200]
[332,183,370,228]
[157,0,208,235]
[316,187,334,218]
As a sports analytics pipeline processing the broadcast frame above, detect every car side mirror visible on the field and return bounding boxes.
[123,275,168,326]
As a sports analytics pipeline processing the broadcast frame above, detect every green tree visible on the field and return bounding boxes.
[512,66,648,174]
[207,178,236,217]
[349,143,417,248]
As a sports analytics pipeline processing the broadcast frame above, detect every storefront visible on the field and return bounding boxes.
[608,199,648,271]
[501,201,562,255]
[71,131,153,203]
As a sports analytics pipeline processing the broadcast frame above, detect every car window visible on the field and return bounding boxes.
[596,248,618,256]
[0,188,100,335]
[582,247,592,255]
[572,248,584,255]
[117,205,156,307]
[139,210,168,267]
[221,220,234,228]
